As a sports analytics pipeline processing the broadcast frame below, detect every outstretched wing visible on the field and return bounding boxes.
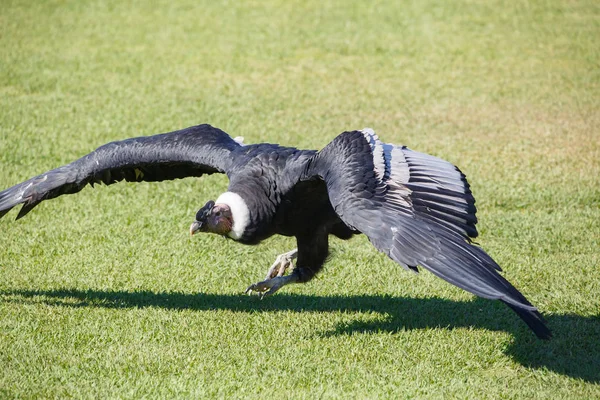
[304,129,551,339]
[0,124,240,220]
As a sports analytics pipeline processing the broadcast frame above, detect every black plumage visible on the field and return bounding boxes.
[0,124,551,339]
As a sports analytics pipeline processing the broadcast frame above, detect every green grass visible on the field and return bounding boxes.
[1,0,599,397]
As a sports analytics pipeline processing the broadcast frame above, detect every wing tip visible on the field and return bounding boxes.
[0,186,24,221]
[15,202,37,220]
[0,207,11,220]
[503,301,552,340]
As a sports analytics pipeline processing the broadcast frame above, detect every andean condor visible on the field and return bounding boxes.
[0,124,551,339]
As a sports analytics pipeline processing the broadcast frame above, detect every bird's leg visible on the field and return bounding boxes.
[264,248,298,280]
[246,231,328,299]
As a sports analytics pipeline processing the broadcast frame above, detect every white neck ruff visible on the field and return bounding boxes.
[215,191,250,240]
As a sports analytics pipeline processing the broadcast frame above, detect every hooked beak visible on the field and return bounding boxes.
[189,221,202,236]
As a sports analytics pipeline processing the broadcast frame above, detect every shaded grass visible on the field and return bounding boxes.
[1,0,599,398]
[3,289,600,383]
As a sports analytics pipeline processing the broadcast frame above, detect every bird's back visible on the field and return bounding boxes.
[224,143,318,242]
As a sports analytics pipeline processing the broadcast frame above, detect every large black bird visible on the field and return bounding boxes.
[0,124,551,339]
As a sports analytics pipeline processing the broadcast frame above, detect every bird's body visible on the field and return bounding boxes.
[0,124,551,339]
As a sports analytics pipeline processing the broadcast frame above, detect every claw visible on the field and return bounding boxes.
[245,283,262,295]
[245,275,298,298]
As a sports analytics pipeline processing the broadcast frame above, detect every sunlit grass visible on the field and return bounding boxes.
[1,0,599,398]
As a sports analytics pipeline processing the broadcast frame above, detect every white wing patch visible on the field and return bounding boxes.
[360,128,411,206]
[215,191,250,240]
[354,127,478,240]
[360,128,386,182]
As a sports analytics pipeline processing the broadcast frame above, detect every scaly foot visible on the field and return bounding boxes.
[245,275,298,298]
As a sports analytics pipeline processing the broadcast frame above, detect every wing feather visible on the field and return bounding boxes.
[304,129,551,339]
[0,124,240,220]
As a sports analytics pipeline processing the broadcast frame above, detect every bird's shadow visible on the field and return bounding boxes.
[2,288,599,383]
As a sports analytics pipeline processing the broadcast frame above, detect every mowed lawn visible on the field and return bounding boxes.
[1,0,599,398]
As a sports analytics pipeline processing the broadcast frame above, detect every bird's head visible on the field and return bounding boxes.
[189,200,233,237]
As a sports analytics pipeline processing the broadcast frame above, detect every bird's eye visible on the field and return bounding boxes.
[215,211,221,217]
